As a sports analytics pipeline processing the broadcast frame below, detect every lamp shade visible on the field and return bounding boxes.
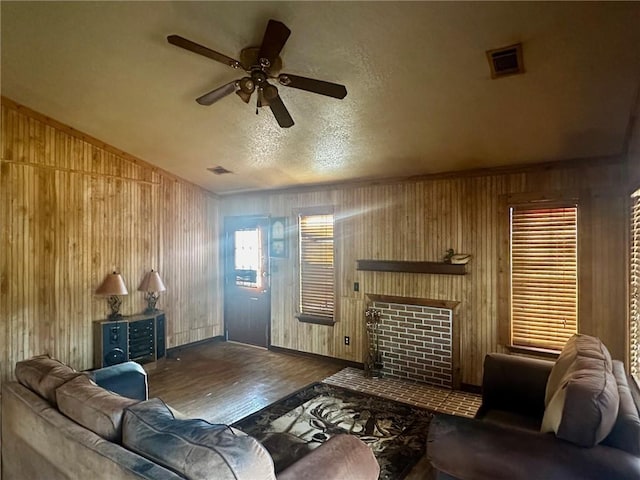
[96,272,128,296]
[138,270,166,293]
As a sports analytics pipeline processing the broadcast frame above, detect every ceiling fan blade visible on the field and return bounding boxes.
[196,81,238,105]
[268,93,294,128]
[278,74,347,99]
[257,20,291,68]
[167,35,243,69]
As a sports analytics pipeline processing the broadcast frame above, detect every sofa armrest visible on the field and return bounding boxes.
[89,361,148,401]
[276,434,379,480]
[428,414,640,480]
[478,353,553,419]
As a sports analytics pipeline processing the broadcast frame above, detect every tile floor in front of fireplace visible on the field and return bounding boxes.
[323,367,482,418]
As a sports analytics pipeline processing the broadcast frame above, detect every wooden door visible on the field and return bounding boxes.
[223,216,271,347]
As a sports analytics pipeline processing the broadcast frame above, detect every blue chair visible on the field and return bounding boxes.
[89,361,148,401]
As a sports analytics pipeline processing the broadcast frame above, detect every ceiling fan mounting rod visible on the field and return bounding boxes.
[259,57,271,69]
[251,69,267,85]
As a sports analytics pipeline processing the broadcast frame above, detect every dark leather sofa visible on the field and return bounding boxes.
[427,338,640,480]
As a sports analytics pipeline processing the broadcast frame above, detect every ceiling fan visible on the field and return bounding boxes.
[167,19,347,128]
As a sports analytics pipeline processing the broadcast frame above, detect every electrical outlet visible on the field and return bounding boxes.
[354,282,359,292]
[344,336,350,346]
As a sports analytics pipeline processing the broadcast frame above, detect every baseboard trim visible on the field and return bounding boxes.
[166,336,224,358]
[460,382,482,394]
[268,345,364,369]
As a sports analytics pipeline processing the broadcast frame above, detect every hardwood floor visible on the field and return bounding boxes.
[147,339,436,479]
[148,339,344,424]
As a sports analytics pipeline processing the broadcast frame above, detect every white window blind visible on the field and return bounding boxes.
[510,205,578,350]
[299,213,335,320]
[631,194,640,377]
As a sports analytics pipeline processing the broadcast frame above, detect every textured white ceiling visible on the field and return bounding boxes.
[2,2,640,194]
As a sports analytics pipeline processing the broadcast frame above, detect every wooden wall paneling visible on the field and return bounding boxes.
[629,92,640,187]
[496,191,511,348]
[1,99,222,386]
[160,177,222,349]
[3,98,627,387]
[463,176,481,382]
[579,190,627,359]
[221,159,628,386]
[0,152,7,387]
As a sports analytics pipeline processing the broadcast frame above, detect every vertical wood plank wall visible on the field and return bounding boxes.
[221,161,628,385]
[0,99,222,386]
[629,95,640,187]
[0,96,632,389]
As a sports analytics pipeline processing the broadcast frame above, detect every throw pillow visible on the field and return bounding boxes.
[123,398,276,480]
[541,355,619,447]
[544,334,612,406]
[56,374,139,443]
[15,354,81,405]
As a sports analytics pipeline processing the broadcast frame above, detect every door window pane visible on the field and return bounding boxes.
[235,229,262,288]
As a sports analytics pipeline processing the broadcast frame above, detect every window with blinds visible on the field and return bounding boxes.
[631,193,640,378]
[298,213,335,323]
[510,205,578,351]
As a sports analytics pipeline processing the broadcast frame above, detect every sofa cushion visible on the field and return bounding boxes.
[480,409,542,432]
[123,398,276,480]
[601,360,640,455]
[15,354,81,405]
[56,374,139,443]
[545,334,612,406]
[541,355,619,447]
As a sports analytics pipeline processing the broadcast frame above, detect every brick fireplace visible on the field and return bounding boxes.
[366,294,460,389]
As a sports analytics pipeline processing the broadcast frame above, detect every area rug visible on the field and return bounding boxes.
[231,382,433,480]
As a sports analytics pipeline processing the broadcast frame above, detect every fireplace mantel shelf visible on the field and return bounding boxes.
[356,259,467,275]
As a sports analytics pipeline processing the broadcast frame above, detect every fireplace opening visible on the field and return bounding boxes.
[365,294,459,389]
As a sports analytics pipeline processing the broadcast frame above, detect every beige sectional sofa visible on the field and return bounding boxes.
[2,355,380,480]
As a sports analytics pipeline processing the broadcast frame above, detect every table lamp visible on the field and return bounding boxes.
[96,271,128,320]
[138,269,166,313]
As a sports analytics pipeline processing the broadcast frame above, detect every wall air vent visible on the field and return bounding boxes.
[486,43,524,79]
[207,166,233,175]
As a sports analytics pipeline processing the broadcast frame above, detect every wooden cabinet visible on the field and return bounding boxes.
[93,311,166,368]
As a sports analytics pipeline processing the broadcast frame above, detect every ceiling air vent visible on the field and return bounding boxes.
[486,43,524,79]
[207,166,233,175]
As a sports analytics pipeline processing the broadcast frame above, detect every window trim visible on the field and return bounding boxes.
[296,207,336,326]
[498,193,580,353]
[509,202,579,352]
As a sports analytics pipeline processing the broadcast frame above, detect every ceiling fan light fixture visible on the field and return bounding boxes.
[239,77,255,93]
[236,89,252,103]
